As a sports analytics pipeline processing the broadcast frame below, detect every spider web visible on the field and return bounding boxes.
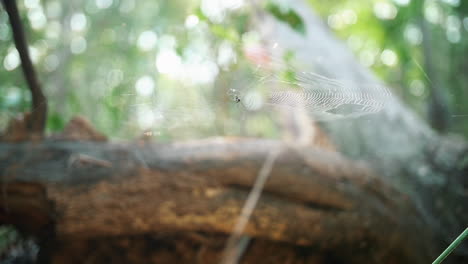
[118,48,394,140]
[234,53,394,121]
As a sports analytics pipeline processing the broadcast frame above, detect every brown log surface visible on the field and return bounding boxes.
[0,138,435,263]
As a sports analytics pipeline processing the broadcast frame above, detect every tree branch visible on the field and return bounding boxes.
[2,0,47,136]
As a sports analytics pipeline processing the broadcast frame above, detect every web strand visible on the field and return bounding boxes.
[237,60,393,121]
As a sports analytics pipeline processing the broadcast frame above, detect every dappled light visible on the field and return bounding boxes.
[0,0,464,138]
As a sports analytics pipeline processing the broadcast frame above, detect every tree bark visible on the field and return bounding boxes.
[1,139,434,263]
[2,0,47,136]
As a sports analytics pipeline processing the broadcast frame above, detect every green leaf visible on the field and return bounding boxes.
[195,7,209,22]
[210,24,239,42]
[47,112,65,131]
[233,13,249,35]
[265,0,306,35]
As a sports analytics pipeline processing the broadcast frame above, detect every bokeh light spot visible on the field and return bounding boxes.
[185,15,199,29]
[3,48,20,71]
[374,2,397,20]
[156,49,181,76]
[137,31,158,51]
[135,75,155,96]
[96,0,113,9]
[70,13,87,32]
[380,49,398,66]
[70,36,87,54]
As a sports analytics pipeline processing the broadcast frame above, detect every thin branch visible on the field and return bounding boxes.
[220,148,281,264]
[2,0,47,136]
[432,228,468,264]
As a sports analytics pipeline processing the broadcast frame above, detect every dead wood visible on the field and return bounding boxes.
[0,138,435,263]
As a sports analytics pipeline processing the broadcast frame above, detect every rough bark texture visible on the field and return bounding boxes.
[1,139,435,263]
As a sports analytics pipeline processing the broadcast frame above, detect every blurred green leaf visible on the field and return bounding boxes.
[233,13,249,35]
[47,112,65,131]
[195,7,209,22]
[210,24,239,42]
[265,0,306,35]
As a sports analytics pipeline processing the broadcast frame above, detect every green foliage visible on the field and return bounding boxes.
[278,50,299,88]
[210,24,239,42]
[265,0,306,35]
[308,0,468,136]
[47,112,65,132]
[0,0,466,139]
[0,226,18,254]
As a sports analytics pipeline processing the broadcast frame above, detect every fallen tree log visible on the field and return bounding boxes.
[1,138,435,263]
